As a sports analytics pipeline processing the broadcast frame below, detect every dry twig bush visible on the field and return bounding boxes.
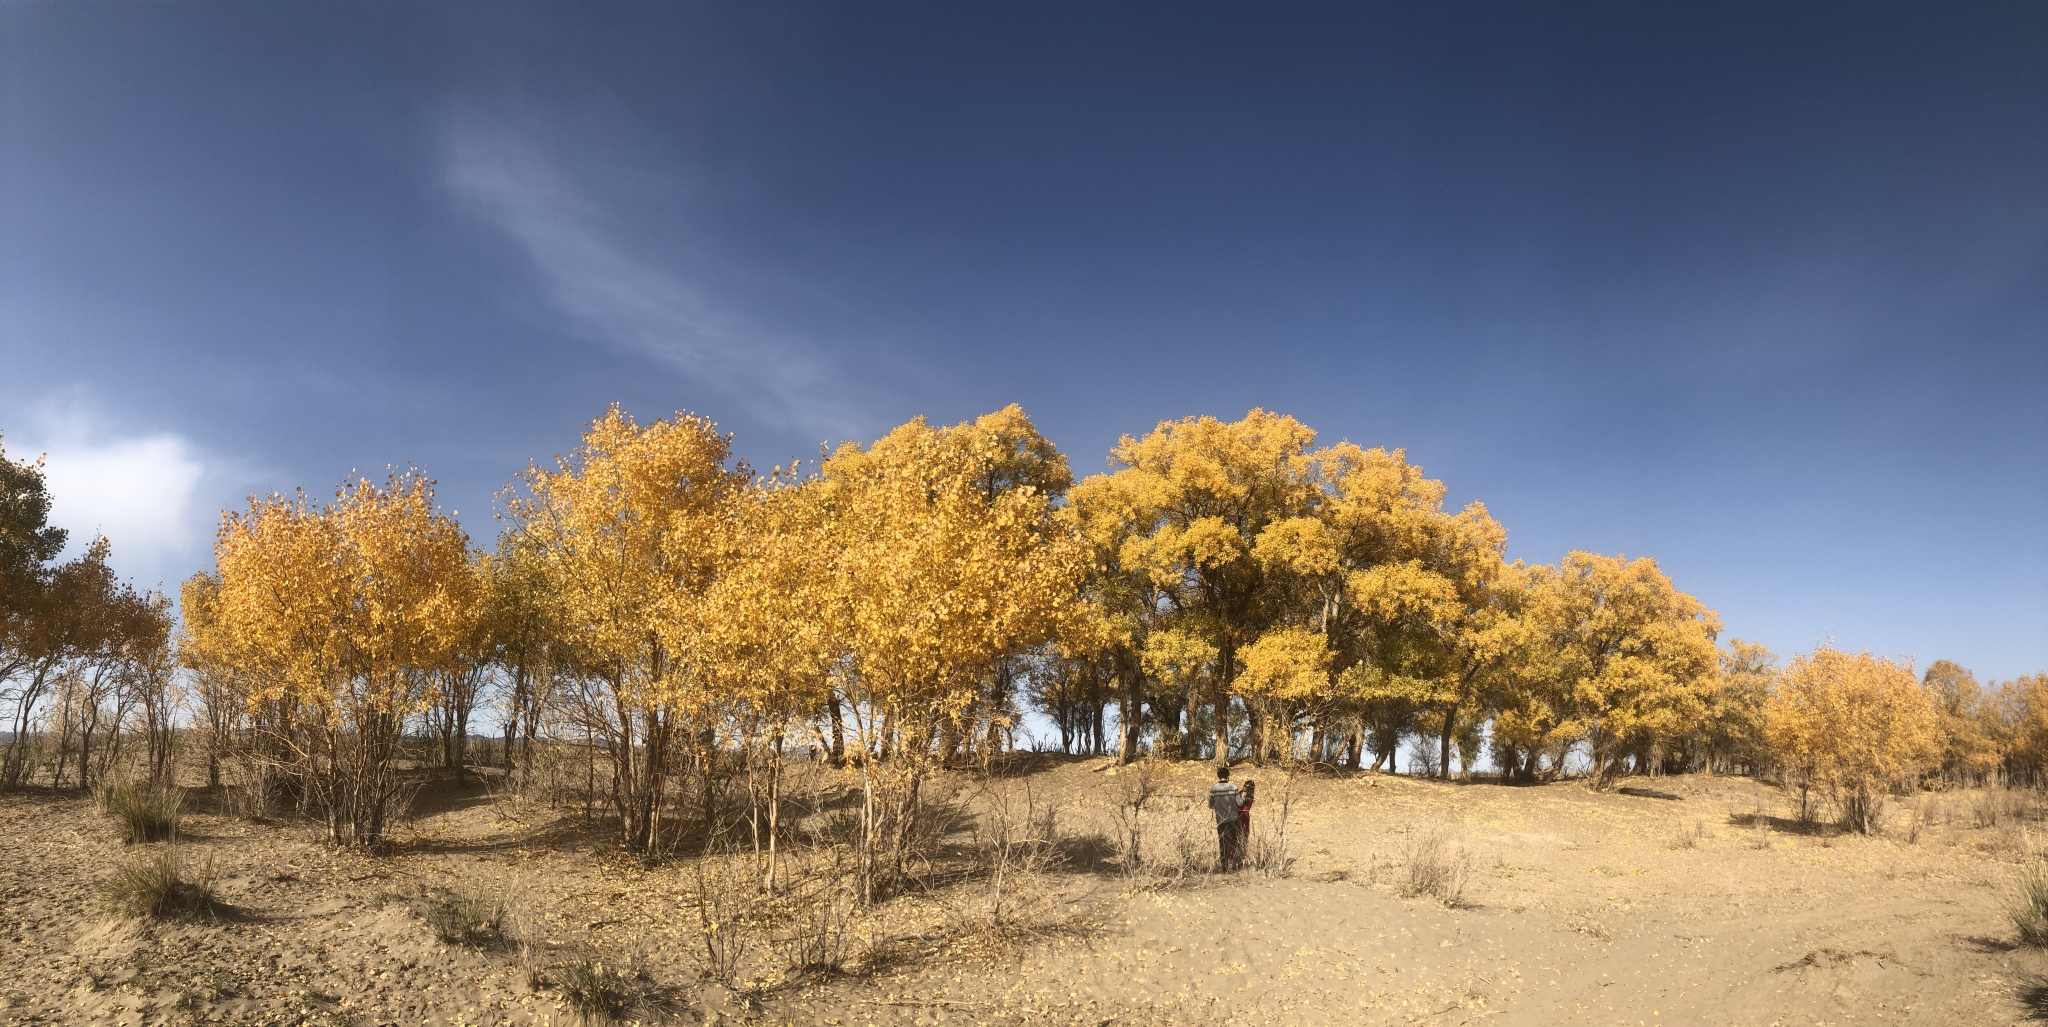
[690,852,757,985]
[772,878,853,982]
[1131,803,1218,884]
[1747,816,1773,850]
[969,774,1065,930]
[104,844,216,920]
[1239,772,1299,878]
[1895,804,1923,845]
[96,780,183,844]
[1399,825,1472,907]
[1107,759,1167,876]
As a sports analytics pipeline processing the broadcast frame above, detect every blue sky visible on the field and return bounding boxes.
[2,3,2043,680]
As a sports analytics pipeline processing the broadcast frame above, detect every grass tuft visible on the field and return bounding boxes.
[424,888,510,948]
[535,956,676,1027]
[1399,825,1471,907]
[96,781,183,844]
[2013,859,2048,948]
[1668,820,1706,850]
[104,844,215,920]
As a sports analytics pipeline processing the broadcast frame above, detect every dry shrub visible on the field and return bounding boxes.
[1399,825,1471,907]
[222,749,291,820]
[1107,759,1167,875]
[766,846,855,982]
[1976,791,2008,829]
[1976,790,2039,830]
[1668,820,1706,850]
[105,844,215,920]
[1240,772,1299,878]
[1923,796,1951,827]
[690,852,757,984]
[424,887,510,948]
[969,774,1064,929]
[774,882,852,981]
[1132,803,1217,883]
[2013,858,2048,948]
[96,780,183,844]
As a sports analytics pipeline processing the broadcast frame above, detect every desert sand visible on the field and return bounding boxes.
[0,759,2034,1026]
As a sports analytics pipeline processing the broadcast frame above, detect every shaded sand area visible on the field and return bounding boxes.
[0,761,2035,1025]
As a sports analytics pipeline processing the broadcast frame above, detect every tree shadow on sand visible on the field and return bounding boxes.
[1725,811,1844,837]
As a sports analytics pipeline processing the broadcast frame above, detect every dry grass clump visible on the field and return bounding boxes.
[1747,817,1773,850]
[1668,820,1706,850]
[1399,825,1472,907]
[536,955,676,1027]
[2011,858,2048,948]
[104,844,215,920]
[96,780,183,844]
[424,887,511,948]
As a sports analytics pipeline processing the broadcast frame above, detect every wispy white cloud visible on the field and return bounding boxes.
[10,393,208,590]
[441,123,867,438]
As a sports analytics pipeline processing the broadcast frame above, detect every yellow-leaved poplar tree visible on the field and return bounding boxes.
[1069,409,1321,762]
[1767,646,1940,833]
[508,406,750,852]
[820,406,1088,898]
[209,471,472,846]
[1519,552,1721,785]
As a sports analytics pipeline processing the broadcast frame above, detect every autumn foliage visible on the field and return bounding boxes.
[1767,647,1942,833]
[2,408,2041,853]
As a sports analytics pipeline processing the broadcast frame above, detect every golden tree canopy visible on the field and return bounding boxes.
[1767,646,1941,823]
[509,406,750,712]
[822,407,1088,718]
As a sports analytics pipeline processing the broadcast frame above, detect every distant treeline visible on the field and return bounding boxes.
[1,410,2041,858]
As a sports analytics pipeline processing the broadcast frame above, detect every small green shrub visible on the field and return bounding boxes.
[105,845,215,920]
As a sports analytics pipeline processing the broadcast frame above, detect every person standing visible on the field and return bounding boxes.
[1208,766,1242,870]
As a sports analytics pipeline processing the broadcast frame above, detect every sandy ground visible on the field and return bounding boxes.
[0,759,2037,1026]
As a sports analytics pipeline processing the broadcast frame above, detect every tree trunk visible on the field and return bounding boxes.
[827,692,846,764]
[1214,638,1233,765]
[1439,707,1457,782]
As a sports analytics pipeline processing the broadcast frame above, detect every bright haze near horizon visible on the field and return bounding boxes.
[1,3,2043,681]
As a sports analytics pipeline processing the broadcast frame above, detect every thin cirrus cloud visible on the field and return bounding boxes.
[440,124,869,439]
